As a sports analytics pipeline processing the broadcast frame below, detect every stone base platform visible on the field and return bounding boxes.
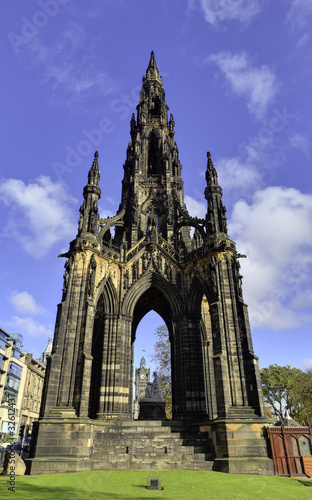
[25,409,274,475]
[138,400,166,420]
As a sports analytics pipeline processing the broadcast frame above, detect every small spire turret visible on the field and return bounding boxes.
[204,151,228,236]
[88,151,100,186]
[78,151,101,236]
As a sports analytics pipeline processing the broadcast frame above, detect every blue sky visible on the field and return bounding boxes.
[1,0,312,375]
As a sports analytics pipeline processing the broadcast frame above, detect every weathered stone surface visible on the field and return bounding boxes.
[3,451,26,476]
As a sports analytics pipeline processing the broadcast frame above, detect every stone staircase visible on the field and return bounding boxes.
[91,420,214,470]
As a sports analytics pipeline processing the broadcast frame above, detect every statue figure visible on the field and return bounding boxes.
[142,250,148,271]
[165,260,172,280]
[132,261,139,281]
[62,259,70,300]
[78,213,83,234]
[90,203,98,233]
[220,203,227,233]
[87,255,97,298]
[143,372,163,401]
[123,269,129,290]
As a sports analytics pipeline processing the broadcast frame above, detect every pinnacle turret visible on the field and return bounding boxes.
[78,151,101,236]
[205,151,218,186]
[204,151,228,235]
[88,151,100,186]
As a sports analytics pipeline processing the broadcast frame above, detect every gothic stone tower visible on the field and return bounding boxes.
[133,356,150,419]
[28,53,273,474]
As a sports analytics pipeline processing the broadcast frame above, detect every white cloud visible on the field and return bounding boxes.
[217,156,262,192]
[285,0,312,47]
[297,33,310,47]
[289,133,310,156]
[190,0,262,27]
[0,176,77,258]
[229,186,312,330]
[208,128,280,194]
[25,23,119,105]
[207,52,279,119]
[5,316,53,338]
[10,291,46,315]
[302,359,312,370]
[285,0,312,30]
[185,195,206,218]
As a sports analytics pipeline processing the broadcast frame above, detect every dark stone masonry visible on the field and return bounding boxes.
[26,53,273,475]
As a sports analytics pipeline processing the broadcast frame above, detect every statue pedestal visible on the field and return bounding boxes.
[138,400,166,420]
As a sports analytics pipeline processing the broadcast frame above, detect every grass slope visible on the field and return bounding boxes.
[1,470,312,499]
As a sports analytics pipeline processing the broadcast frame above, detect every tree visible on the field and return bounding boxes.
[290,369,312,423]
[150,324,172,419]
[260,364,312,423]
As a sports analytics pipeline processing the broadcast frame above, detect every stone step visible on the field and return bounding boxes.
[91,459,214,471]
[91,420,213,470]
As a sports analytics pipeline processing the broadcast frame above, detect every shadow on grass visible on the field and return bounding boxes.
[0,482,163,500]
[296,479,312,488]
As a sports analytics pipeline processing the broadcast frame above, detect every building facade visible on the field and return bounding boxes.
[0,328,47,442]
[28,53,273,474]
[19,354,46,438]
[0,329,27,441]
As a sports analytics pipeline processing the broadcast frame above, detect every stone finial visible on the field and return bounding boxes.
[88,151,100,186]
[205,150,218,185]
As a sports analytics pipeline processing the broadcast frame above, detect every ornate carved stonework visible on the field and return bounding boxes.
[29,52,273,476]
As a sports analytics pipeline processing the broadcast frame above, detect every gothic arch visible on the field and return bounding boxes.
[122,270,183,325]
[141,191,163,216]
[187,275,215,314]
[94,275,118,315]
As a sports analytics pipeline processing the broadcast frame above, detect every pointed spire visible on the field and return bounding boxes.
[205,151,218,186]
[145,51,162,82]
[147,51,158,72]
[88,151,100,186]
[149,50,156,67]
[204,151,228,235]
[79,151,101,236]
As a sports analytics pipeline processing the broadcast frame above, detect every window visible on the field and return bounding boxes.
[1,421,10,433]
[9,362,22,378]
[6,374,20,391]
[12,349,21,360]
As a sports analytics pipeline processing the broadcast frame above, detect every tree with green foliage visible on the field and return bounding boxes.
[260,364,312,423]
[289,368,312,423]
[150,324,172,419]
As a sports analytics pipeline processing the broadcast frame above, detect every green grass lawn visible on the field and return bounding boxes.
[1,470,312,500]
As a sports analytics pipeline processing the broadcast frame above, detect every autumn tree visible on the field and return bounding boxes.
[260,364,312,423]
[150,324,172,419]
